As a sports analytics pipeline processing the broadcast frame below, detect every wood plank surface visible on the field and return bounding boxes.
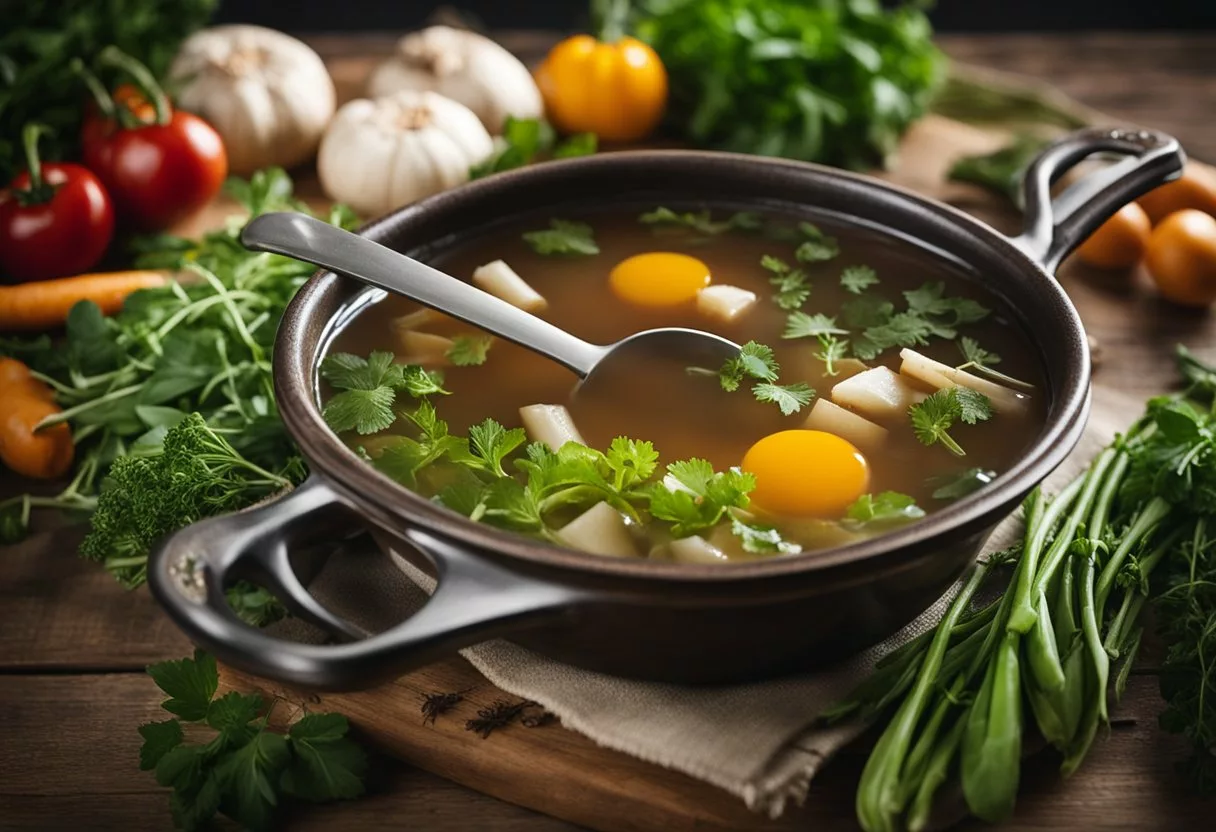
[3,31,1216,832]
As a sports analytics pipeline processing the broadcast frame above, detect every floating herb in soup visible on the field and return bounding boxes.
[322,208,1045,563]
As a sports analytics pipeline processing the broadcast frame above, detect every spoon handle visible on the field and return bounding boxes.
[241,212,608,377]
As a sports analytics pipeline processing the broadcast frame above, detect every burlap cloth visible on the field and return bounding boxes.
[275,385,1134,817]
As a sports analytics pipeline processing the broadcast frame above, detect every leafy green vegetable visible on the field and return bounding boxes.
[650,460,755,536]
[931,467,996,501]
[753,381,814,416]
[948,134,1052,204]
[447,335,494,367]
[468,418,528,478]
[783,312,847,340]
[959,337,999,368]
[908,388,994,456]
[320,351,447,435]
[0,0,217,181]
[847,281,991,360]
[718,340,779,392]
[639,207,762,236]
[522,219,599,255]
[794,222,840,263]
[633,0,945,169]
[730,517,801,554]
[140,650,367,831]
[840,265,879,294]
[761,255,811,311]
[845,491,925,528]
[469,116,597,178]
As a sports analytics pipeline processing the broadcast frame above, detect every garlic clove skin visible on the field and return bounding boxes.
[367,26,543,135]
[171,25,336,175]
[317,90,495,218]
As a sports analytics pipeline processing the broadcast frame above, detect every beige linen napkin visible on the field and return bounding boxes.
[277,385,1136,817]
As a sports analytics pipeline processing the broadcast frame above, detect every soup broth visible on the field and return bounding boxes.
[324,206,1047,563]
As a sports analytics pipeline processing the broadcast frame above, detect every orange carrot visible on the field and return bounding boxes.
[0,270,169,332]
[0,357,73,479]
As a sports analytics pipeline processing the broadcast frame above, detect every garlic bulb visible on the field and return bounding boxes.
[317,90,494,217]
[367,26,543,134]
[170,25,335,175]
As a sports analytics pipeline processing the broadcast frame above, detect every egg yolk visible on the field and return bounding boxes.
[609,252,711,307]
[741,430,869,518]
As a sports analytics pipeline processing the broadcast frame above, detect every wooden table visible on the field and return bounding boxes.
[3,33,1215,832]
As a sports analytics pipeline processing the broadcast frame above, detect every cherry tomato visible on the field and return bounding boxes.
[1137,164,1216,225]
[1144,209,1216,307]
[81,54,226,231]
[1074,202,1151,270]
[0,396,74,479]
[0,125,114,283]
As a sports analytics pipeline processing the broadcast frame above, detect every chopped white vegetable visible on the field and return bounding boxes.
[695,285,757,323]
[519,404,585,449]
[557,502,638,558]
[472,260,547,312]
[668,535,731,565]
[831,366,927,421]
[803,399,889,451]
[391,308,443,331]
[398,331,454,365]
[899,348,1029,415]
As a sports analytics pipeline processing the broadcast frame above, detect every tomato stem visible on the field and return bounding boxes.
[70,58,117,122]
[14,123,57,206]
[592,0,631,43]
[97,46,171,127]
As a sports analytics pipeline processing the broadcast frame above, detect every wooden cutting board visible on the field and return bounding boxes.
[210,112,1039,832]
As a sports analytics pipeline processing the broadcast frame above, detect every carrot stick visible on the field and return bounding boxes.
[0,270,170,332]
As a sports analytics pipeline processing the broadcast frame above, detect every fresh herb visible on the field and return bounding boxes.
[716,340,815,415]
[903,282,991,339]
[908,388,994,456]
[815,334,849,376]
[446,335,494,367]
[783,312,848,340]
[794,222,840,263]
[225,582,288,628]
[840,265,879,294]
[844,491,926,528]
[632,0,944,169]
[752,381,815,416]
[140,650,367,831]
[760,255,811,311]
[320,351,447,435]
[522,219,599,255]
[464,699,537,739]
[957,337,1036,391]
[420,690,469,726]
[730,516,801,554]
[948,133,1052,204]
[931,467,996,501]
[469,116,597,179]
[467,418,528,478]
[849,281,991,360]
[638,206,762,236]
[650,460,755,536]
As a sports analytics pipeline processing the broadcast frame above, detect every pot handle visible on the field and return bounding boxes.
[147,476,581,689]
[1011,126,1185,272]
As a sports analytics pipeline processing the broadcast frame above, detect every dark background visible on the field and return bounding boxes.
[214,0,1216,33]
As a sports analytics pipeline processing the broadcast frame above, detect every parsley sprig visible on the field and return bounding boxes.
[717,341,815,415]
[447,335,494,367]
[140,651,367,832]
[522,219,599,255]
[639,206,762,236]
[761,255,811,311]
[320,351,447,435]
[908,387,994,456]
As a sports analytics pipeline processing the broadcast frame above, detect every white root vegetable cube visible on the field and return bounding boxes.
[830,366,926,421]
[398,331,454,365]
[898,348,1029,415]
[695,285,757,323]
[472,260,547,312]
[557,501,638,558]
[803,398,889,451]
[390,308,442,332]
[519,404,585,450]
[668,535,731,565]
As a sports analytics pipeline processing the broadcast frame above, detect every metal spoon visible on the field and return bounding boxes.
[240,212,742,382]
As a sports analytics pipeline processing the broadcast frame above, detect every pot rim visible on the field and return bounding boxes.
[274,149,1091,583]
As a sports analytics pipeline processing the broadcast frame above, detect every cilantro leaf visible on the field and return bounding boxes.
[730,517,801,554]
[908,388,993,456]
[139,719,184,771]
[761,255,811,310]
[639,207,761,236]
[665,458,716,495]
[931,467,996,500]
[481,477,545,532]
[446,335,493,367]
[955,387,993,424]
[719,341,779,391]
[282,714,368,803]
[845,492,926,528]
[752,381,815,415]
[522,219,599,255]
[322,387,397,435]
[215,730,291,832]
[650,460,754,537]
[606,437,659,490]
[842,294,894,329]
[815,334,849,376]
[794,223,840,262]
[320,351,397,391]
[840,265,879,294]
[903,281,990,338]
[147,650,219,722]
[468,418,527,477]
[959,336,1000,368]
[553,131,599,159]
[320,353,447,435]
[853,312,933,360]
[399,365,448,398]
[784,312,848,340]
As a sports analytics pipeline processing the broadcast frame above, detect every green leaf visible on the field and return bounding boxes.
[215,730,291,832]
[139,719,184,771]
[840,265,879,294]
[794,222,839,262]
[730,517,801,554]
[639,207,761,236]
[845,492,926,527]
[908,388,989,456]
[400,365,448,398]
[553,131,599,159]
[719,341,779,391]
[155,743,207,791]
[752,381,815,415]
[481,477,545,532]
[665,458,716,496]
[522,219,599,255]
[784,312,848,340]
[147,650,219,721]
[815,334,849,376]
[322,387,397,435]
[468,418,527,477]
[959,336,1000,368]
[842,294,894,329]
[170,769,222,832]
[320,351,397,391]
[281,714,368,802]
[207,691,264,733]
[446,335,493,367]
[606,437,660,489]
[65,300,123,374]
[955,388,994,425]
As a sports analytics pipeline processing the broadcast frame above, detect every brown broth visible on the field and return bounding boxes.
[326,208,1047,558]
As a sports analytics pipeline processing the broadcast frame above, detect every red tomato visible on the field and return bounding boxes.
[0,127,115,283]
[82,95,227,232]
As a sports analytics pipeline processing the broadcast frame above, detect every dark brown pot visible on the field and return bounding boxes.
[148,128,1183,690]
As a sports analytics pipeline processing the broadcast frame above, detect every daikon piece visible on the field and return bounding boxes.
[668,535,731,565]
[803,398,889,451]
[557,502,639,558]
[695,285,757,323]
[390,308,442,332]
[831,366,926,420]
[398,331,454,365]
[519,404,585,449]
[472,259,547,312]
[899,348,1029,415]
